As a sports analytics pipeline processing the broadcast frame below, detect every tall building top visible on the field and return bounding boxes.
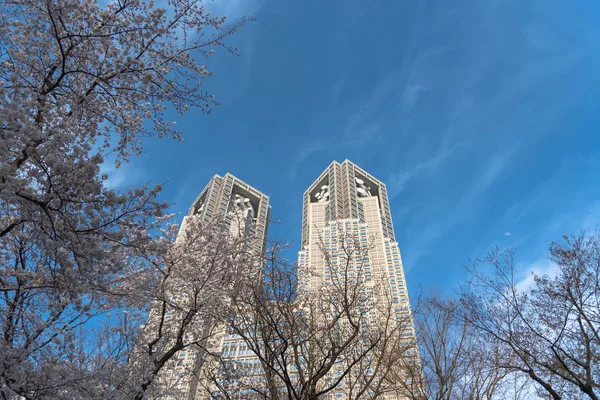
[186,172,270,254]
[301,159,395,247]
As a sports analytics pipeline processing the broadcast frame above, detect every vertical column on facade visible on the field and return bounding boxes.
[347,162,361,220]
[378,183,395,241]
[255,195,270,255]
[339,162,349,219]
[301,191,310,248]
[333,162,343,221]
[203,175,222,220]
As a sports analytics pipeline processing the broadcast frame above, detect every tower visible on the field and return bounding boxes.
[153,164,419,399]
[152,173,270,399]
[297,160,419,398]
[183,173,270,254]
[299,160,404,296]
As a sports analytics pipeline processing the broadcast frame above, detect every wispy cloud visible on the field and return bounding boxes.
[502,157,600,240]
[461,149,514,206]
[402,83,426,113]
[342,72,404,139]
[172,167,214,211]
[515,258,559,292]
[288,141,331,180]
[502,201,600,294]
[413,148,516,253]
[206,0,265,21]
[100,162,140,190]
[387,140,469,200]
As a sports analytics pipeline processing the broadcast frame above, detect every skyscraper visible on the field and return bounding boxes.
[184,172,270,253]
[153,164,418,399]
[297,159,418,398]
[151,173,270,399]
[299,160,408,301]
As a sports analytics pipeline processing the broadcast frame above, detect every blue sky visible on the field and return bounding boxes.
[108,0,600,296]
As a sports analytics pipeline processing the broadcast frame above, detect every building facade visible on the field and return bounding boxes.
[184,173,270,254]
[297,160,418,398]
[298,160,403,292]
[151,173,270,399]
[154,163,418,399]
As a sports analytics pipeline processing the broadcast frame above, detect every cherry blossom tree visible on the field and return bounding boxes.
[118,216,260,400]
[398,296,530,400]
[0,0,251,398]
[459,232,600,400]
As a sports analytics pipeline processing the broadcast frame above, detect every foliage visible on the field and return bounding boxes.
[0,0,250,398]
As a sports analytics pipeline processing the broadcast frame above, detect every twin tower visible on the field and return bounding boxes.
[186,158,413,318]
[180,159,416,399]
